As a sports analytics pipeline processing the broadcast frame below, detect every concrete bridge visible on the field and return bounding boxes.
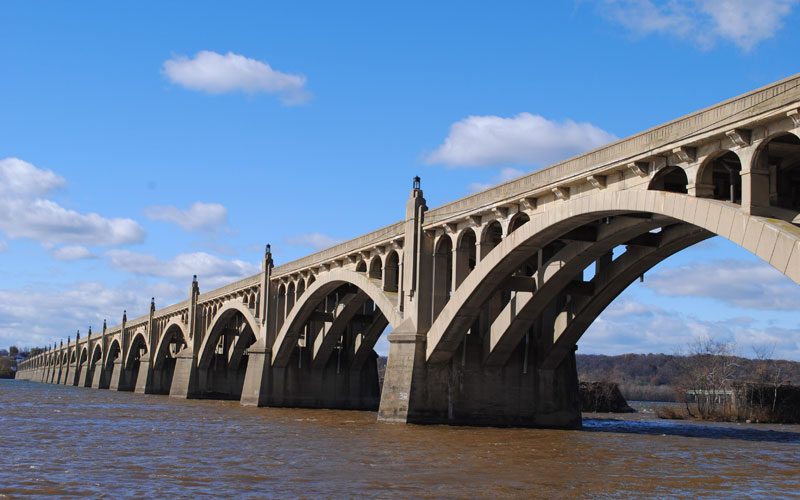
[16,74,800,428]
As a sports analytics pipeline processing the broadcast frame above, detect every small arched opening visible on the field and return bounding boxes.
[508,212,530,235]
[697,151,742,203]
[276,283,287,332]
[287,282,296,315]
[369,256,383,281]
[480,221,504,259]
[455,228,477,288]
[755,132,800,211]
[383,251,400,293]
[433,236,453,322]
[649,165,688,193]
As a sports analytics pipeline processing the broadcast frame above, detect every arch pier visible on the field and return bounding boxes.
[16,75,800,428]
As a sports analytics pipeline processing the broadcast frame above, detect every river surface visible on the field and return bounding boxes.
[1,380,799,498]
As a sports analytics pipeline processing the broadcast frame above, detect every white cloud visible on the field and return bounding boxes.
[645,259,800,310]
[0,241,7,253]
[0,158,145,247]
[106,249,258,289]
[0,157,64,196]
[468,167,525,193]
[51,245,95,261]
[0,280,183,349]
[144,202,227,231]
[582,299,800,360]
[426,113,616,167]
[599,0,798,51]
[163,50,310,104]
[285,232,342,251]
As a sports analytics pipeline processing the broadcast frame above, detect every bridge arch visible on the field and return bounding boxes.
[125,331,149,370]
[150,319,188,394]
[272,268,402,367]
[195,301,259,399]
[105,339,122,369]
[153,319,188,370]
[426,190,800,364]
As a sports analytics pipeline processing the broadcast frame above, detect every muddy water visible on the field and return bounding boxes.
[1,380,798,498]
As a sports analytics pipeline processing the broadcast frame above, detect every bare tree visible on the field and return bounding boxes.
[673,336,739,419]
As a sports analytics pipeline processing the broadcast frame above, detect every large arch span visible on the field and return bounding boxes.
[426,190,800,364]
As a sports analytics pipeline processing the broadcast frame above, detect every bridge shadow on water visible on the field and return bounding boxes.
[581,418,800,444]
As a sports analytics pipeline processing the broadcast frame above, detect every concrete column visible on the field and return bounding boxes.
[171,276,201,398]
[378,177,432,423]
[241,246,274,407]
[739,146,769,214]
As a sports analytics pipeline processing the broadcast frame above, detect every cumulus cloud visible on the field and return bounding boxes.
[468,167,525,193]
[163,50,310,104]
[598,0,798,51]
[582,299,800,360]
[106,249,258,289]
[51,245,95,261]
[0,158,145,247]
[426,113,616,167]
[0,280,183,349]
[285,232,342,251]
[144,202,228,231]
[645,259,800,310]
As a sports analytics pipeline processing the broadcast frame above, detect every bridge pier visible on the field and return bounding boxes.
[108,360,124,391]
[134,359,152,394]
[81,363,92,387]
[169,349,198,398]
[379,322,581,428]
[91,361,103,388]
[240,345,271,406]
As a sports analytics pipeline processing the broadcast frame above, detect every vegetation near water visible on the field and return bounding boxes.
[577,339,800,424]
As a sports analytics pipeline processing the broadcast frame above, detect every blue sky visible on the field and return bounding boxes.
[1,0,799,359]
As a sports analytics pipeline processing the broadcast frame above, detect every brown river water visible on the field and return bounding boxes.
[1,379,799,498]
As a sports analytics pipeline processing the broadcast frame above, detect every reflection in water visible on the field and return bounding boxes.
[1,380,799,498]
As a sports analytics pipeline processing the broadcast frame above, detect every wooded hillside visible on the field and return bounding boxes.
[577,353,800,386]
